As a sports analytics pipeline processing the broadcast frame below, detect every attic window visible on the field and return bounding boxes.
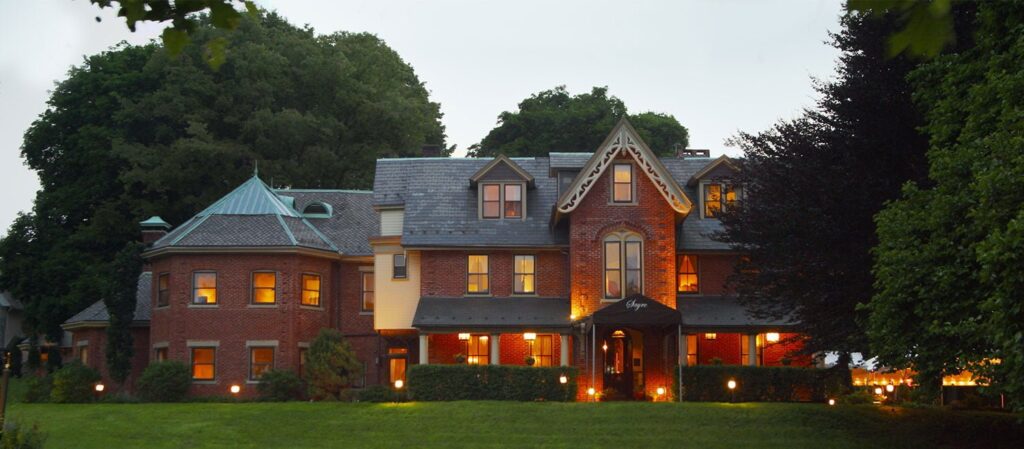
[702,183,740,219]
[303,202,331,217]
[479,183,526,220]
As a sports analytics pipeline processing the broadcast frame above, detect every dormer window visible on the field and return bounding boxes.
[479,183,526,220]
[612,164,634,203]
[482,185,501,218]
[302,202,332,218]
[504,185,522,218]
[702,183,739,219]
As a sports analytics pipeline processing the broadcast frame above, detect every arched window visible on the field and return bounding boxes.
[603,231,643,299]
[302,202,331,217]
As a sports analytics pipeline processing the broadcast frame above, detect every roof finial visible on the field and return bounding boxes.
[254,160,259,178]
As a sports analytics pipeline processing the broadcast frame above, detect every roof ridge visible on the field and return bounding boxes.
[196,176,300,218]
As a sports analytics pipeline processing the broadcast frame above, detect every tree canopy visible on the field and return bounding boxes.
[468,86,689,157]
[0,12,445,342]
[868,1,1023,408]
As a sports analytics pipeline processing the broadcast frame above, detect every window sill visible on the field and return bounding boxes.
[191,380,217,385]
[246,380,262,385]
[392,277,409,281]
[299,305,324,311]
[154,305,170,310]
[359,311,374,316]
[607,201,638,206]
[188,304,219,308]
[511,293,538,297]
[464,294,492,298]
[248,304,279,308]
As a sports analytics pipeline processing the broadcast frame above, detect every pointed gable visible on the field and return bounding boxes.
[469,154,535,187]
[555,118,693,216]
[686,155,739,186]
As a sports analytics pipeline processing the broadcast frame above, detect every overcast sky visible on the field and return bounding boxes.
[0,0,844,237]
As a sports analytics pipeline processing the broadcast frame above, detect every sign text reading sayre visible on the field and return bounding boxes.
[625,299,648,312]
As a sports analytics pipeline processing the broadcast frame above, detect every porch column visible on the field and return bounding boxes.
[490,334,500,365]
[747,333,757,366]
[559,334,570,367]
[419,334,429,365]
[679,330,688,367]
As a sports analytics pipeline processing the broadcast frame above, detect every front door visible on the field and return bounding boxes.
[603,328,644,399]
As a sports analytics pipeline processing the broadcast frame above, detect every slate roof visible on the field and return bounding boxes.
[677,295,796,331]
[413,297,571,332]
[373,157,568,247]
[63,272,152,327]
[275,190,376,255]
[548,152,594,169]
[662,158,734,251]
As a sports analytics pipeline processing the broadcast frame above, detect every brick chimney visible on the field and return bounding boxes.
[139,216,171,246]
[676,149,711,158]
[421,144,442,157]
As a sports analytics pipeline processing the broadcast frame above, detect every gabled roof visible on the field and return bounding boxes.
[554,118,693,217]
[63,272,152,329]
[469,154,535,187]
[687,155,739,186]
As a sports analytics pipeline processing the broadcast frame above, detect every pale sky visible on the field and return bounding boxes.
[0,0,844,237]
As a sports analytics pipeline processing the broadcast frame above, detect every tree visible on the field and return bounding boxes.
[304,328,363,401]
[869,1,1022,409]
[717,9,943,378]
[103,243,143,384]
[0,12,445,352]
[468,86,688,157]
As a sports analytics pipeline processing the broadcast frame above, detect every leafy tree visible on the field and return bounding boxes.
[0,12,445,354]
[304,328,362,401]
[717,9,945,379]
[869,1,1022,409]
[50,361,101,403]
[468,86,688,157]
[103,243,143,384]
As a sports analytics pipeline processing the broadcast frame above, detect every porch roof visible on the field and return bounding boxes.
[412,297,571,333]
[585,294,681,327]
[677,295,798,332]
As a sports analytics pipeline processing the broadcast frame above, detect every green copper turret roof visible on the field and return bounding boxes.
[196,176,301,217]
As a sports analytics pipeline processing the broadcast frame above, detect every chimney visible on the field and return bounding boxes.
[421,144,442,157]
[676,149,711,158]
[140,216,171,245]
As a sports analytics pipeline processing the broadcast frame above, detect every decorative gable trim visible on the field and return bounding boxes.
[470,154,535,187]
[555,118,692,215]
[687,155,739,187]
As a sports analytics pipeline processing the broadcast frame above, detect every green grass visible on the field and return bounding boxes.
[2,380,1022,448]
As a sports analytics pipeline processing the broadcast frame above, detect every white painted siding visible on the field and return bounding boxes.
[380,210,404,236]
[373,250,420,330]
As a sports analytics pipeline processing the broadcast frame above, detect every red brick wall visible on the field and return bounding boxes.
[696,333,743,365]
[420,250,567,298]
[425,332,565,367]
[684,254,737,296]
[568,156,678,317]
[68,326,149,393]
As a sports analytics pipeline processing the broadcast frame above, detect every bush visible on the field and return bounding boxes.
[675,365,827,402]
[838,389,875,405]
[137,361,191,402]
[21,376,52,404]
[356,385,407,403]
[408,365,577,401]
[50,361,101,403]
[256,369,305,401]
[305,329,363,401]
[0,422,45,449]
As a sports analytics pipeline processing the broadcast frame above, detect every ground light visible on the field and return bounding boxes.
[394,379,404,389]
[559,375,568,384]
[874,387,883,395]
[587,387,596,401]
[828,398,836,406]
[885,384,895,393]
[94,383,105,393]
[230,385,241,395]
[727,379,737,403]
[656,387,665,402]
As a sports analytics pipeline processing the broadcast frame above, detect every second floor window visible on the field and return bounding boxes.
[604,233,643,299]
[361,272,375,312]
[467,255,489,294]
[192,272,217,305]
[678,254,699,293]
[252,272,276,304]
[612,163,633,203]
[513,255,535,294]
[393,254,407,279]
[301,274,321,307]
[157,273,170,307]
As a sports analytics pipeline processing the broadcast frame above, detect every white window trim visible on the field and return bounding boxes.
[512,254,537,296]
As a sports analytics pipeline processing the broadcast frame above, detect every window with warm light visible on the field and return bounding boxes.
[612,163,633,203]
[504,184,523,218]
[678,254,699,293]
[686,334,698,366]
[252,272,276,304]
[361,272,375,312]
[704,333,717,340]
[703,183,740,218]
[467,255,489,294]
[155,347,168,362]
[467,335,489,364]
[393,253,407,279]
[191,347,215,380]
[192,272,217,305]
[249,347,274,380]
[531,334,553,367]
[301,273,321,307]
[604,233,642,299]
[741,334,765,366]
[482,184,501,219]
[513,255,536,294]
[388,347,408,385]
[157,273,170,307]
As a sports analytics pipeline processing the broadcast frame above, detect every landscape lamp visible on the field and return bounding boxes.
[559,375,568,384]
[828,399,836,406]
[94,383,105,393]
[394,379,404,389]
[885,384,895,393]
[874,387,883,395]
[727,380,737,390]
[230,384,241,395]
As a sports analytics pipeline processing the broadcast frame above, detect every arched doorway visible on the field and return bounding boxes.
[603,328,644,399]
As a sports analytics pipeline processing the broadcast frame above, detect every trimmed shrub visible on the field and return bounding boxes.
[21,376,51,404]
[675,365,827,402]
[408,365,577,401]
[137,361,191,402]
[50,361,101,403]
[257,369,305,401]
[0,422,46,449]
[356,385,407,403]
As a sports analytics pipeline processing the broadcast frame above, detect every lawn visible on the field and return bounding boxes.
[3,382,1022,448]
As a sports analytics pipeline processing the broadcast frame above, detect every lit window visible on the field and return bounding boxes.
[192,272,217,305]
[79,346,88,365]
[361,272,375,312]
[252,272,276,304]
[741,334,764,366]
[531,334,553,367]
[686,334,698,366]
[704,184,722,218]
[482,184,500,219]
[467,255,489,294]
[513,255,535,294]
[388,347,408,385]
[704,333,717,340]
[301,274,321,307]
[157,273,170,307]
[191,347,216,380]
[467,335,489,365]
[604,233,642,299]
[249,347,274,380]
[612,164,633,203]
[393,254,407,279]
[155,347,168,362]
[678,255,699,293]
[504,184,523,218]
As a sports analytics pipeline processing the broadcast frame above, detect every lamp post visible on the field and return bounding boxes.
[0,352,10,429]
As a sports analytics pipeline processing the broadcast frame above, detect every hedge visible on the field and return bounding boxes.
[675,365,828,402]
[408,365,577,401]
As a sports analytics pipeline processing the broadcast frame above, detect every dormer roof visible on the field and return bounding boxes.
[469,154,535,188]
[687,155,739,186]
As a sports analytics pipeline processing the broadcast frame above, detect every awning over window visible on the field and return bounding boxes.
[586,294,681,327]
[413,297,571,334]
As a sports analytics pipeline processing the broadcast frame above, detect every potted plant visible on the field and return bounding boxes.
[454,353,466,364]
[525,356,536,366]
